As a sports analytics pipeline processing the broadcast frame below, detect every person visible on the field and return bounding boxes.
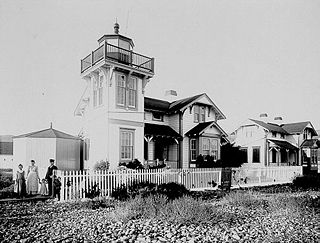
[39,178,48,196]
[53,176,62,201]
[15,164,26,198]
[26,160,40,195]
[45,159,58,197]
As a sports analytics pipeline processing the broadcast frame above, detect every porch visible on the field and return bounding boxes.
[268,139,298,166]
[144,123,181,169]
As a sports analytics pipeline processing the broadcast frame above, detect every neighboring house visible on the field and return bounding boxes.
[13,126,81,179]
[75,23,228,169]
[0,135,13,169]
[232,114,318,172]
[144,93,228,169]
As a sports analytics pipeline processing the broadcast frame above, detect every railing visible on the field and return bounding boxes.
[57,166,303,201]
[81,42,154,74]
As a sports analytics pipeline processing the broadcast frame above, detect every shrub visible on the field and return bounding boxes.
[0,184,15,199]
[94,160,109,171]
[84,183,101,199]
[119,159,144,170]
[292,174,320,190]
[221,190,269,209]
[0,171,13,190]
[111,181,189,201]
[157,182,189,200]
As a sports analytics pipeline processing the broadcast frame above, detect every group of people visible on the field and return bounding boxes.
[15,159,61,200]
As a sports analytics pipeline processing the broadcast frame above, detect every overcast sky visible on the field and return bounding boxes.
[1,0,320,136]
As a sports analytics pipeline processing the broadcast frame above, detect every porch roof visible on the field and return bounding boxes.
[301,139,320,148]
[268,139,298,150]
[185,121,228,138]
[144,123,182,139]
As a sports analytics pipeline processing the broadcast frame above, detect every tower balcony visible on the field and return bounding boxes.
[81,42,154,75]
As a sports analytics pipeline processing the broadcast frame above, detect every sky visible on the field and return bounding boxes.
[0,0,320,136]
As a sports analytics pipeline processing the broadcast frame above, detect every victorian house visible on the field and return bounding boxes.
[75,23,228,170]
[232,114,318,173]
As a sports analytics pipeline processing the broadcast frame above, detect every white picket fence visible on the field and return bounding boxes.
[57,166,303,201]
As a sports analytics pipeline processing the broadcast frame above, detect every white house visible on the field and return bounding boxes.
[13,126,81,179]
[232,114,318,172]
[0,135,13,169]
[75,23,228,169]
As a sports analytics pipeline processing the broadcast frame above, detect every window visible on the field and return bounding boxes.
[202,138,210,157]
[303,129,308,140]
[120,129,134,161]
[116,74,137,109]
[127,77,137,108]
[252,147,260,163]
[93,79,98,107]
[202,138,218,161]
[194,106,200,123]
[152,112,163,121]
[84,138,90,161]
[190,139,197,161]
[272,132,277,138]
[239,147,248,163]
[117,74,126,106]
[200,107,205,122]
[280,134,285,139]
[98,75,103,106]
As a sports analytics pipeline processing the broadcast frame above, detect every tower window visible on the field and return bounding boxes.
[116,74,137,109]
[116,74,126,106]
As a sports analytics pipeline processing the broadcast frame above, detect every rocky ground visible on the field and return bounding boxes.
[1,191,320,243]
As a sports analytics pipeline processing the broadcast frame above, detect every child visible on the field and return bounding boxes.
[53,176,62,201]
[39,178,48,196]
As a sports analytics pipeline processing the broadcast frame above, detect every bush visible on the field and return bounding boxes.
[111,181,189,201]
[0,170,13,190]
[94,160,109,171]
[221,190,269,209]
[157,182,189,200]
[292,174,320,190]
[0,184,15,199]
[119,159,144,170]
[84,183,101,199]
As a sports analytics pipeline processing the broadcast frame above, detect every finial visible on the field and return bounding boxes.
[114,21,119,34]
[50,122,52,129]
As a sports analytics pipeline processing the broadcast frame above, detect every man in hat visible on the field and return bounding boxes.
[45,159,58,197]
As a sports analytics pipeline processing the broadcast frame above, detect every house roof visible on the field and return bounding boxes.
[144,97,170,113]
[185,121,228,138]
[268,139,298,150]
[250,119,289,134]
[14,128,81,140]
[301,139,320,148]
[281,122,317,136]
[145,93,226,120]
[144,123,181,139]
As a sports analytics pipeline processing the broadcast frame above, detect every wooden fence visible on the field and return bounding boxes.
[57,166,302,201]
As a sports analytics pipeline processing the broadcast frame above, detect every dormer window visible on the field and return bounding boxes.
[303,129,308,140]
[272,132,277,138]
[194,105,205,123]
[200,107,206,122]
[194,106,200,123]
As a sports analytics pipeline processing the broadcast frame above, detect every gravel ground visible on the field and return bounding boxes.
[1,193,320,243]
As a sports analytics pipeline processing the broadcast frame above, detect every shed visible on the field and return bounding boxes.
[13,127,81,179]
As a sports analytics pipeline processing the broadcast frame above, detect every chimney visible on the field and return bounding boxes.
[259,113,268,122]
[165,90,178,102]
[273,116,283,125]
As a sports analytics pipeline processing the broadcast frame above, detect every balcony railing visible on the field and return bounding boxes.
[81,42,154,74]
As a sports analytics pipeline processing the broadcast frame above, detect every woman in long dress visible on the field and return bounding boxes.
[16,164,26,198]
[26,160,40,195]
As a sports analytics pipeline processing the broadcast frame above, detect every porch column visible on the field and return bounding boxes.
[148,141,155,161]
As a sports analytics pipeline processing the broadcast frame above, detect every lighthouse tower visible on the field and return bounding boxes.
[75,23,155,170]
